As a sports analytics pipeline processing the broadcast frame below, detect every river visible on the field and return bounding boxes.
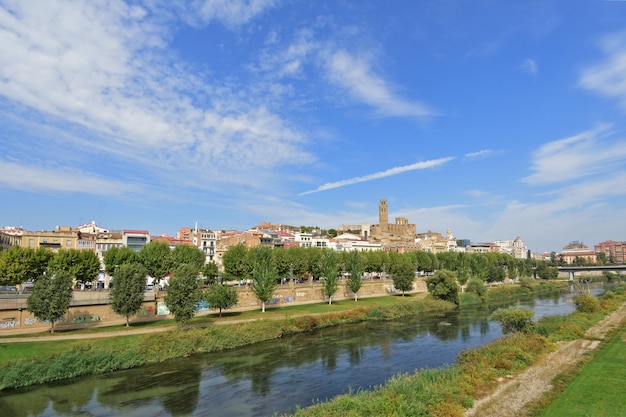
[0,286,602,417]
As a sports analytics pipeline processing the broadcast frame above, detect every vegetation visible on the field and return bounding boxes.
[425,269,460,305]
[573,292,600,313]
[465,278,487,301]
[319,250,339,304]
[346,250,364,301]
[390,258,415,295]
[250,246,279,312]
[538,326,626,417]
[139,240,174,281]
[203,283,238,317]
[110,263,149,327]
[489,306,535,334]
[102,245,139,275]
[26,270,74,333]
[164,264,202,325]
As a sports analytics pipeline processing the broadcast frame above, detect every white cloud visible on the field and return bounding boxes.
[324,50,436,119]
[519,58,538,77]
[464,149,502,159]
[579,30,626,110]
[523,125,626,185]
[181,0,277,27]
[0,161,142,196]
[299,157,454,196]
[0,1,311,194]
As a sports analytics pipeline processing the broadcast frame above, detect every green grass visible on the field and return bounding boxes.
[538,325,626,417]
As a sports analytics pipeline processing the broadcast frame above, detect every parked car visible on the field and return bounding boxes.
[0,285,18,294]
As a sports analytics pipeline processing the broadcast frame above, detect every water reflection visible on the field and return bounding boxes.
[0,289,585,417]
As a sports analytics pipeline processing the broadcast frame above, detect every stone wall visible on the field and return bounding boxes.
[0,278,427,332]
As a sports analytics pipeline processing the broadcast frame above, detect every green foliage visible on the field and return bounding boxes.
[204,283,238,316]
[26,270,74,333]
[346,250,364,300]
[426,270,460,305]
[485,264,505,283]
[74,250,101,284]
[0,245,38,286]
[139,241,173,280]
[171,244,205,273]
[250,246,278,311]
[164,264,202,325]
[489,307,535,334]
[110,262,148,326]
[103,246,139,275]
[574,292,600,313]
[319,250,339,304]
[390,259,415,295]
[465,278,487,301]
[222,243,250,281]
[536,262,559,280]
[202,262,218,280]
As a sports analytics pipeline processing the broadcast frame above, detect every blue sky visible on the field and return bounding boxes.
[1,1,626,254]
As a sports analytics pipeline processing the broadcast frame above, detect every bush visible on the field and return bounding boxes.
[574,293,600,313]
[489,307,535,334]
[465,279,487,299]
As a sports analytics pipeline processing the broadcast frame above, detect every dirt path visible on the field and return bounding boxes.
[465,301,626,417]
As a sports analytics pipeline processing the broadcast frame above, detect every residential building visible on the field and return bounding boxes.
[494,236,529,259]
[122,230,150,252]
[594,240,626,263]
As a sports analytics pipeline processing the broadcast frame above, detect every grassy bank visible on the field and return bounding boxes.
[536,325,625,417]
[281,284,626,417]
[0,296,454,390]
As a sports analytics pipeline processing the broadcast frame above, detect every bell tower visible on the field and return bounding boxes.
[379,199,388,231]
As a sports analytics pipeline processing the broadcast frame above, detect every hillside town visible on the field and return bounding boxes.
[1,200,622,276]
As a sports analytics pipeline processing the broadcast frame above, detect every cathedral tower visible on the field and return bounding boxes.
[379,199,389,231]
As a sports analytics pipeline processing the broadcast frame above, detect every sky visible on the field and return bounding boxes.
[1,0,626,254]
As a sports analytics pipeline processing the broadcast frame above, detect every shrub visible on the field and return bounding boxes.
[465,279,487,299]
[489,307,535,334]
[574,292,600,313]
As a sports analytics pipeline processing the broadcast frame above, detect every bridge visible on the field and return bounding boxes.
[556,265,626,281]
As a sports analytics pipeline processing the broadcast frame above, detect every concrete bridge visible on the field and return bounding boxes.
[556,265,626,281]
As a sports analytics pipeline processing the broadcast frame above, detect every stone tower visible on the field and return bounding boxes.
[379,199,388,231]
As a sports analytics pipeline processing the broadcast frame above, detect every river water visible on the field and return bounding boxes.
[0,287,601,417]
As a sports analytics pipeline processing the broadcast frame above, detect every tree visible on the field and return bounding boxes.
[250,247,278,312]
[110,263,148,327]
[346,251,364,301]
[164,264,202,325]
[391,259,415,296]
[139,241,173,282]
[171,244,205,272]
[465,278,487,302]
[103,246,139,275]
[536,262,558,280]
[0,246,37,286]
[327,228,338,238]
[202,262,218,282]
[425,270,460,305]
[222,244,250,281]
[319,250,339,305]
[489,307,535,334]
[27,270,73,333]
[204,283,238,317]
[74,250,101,286]
[486,264,505,283]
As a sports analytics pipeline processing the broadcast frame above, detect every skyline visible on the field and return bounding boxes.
[2,1,626,253]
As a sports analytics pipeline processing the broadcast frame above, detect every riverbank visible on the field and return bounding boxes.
[279,285,626,417]
[0,295,456,389]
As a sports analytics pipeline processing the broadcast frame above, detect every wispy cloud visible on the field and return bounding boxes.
[324,50,436,119]
[579,30,626,109]
[519,58,538,77]
[0,161,142,196]
[523,124,626,185]
[0,2,311,195]
[464,149,502,159]
[178,0,277,28]
[299,157,454,196]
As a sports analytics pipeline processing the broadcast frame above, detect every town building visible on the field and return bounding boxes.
[494,237,529,259]
[594,240,626,264]
[561,241,597,264]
